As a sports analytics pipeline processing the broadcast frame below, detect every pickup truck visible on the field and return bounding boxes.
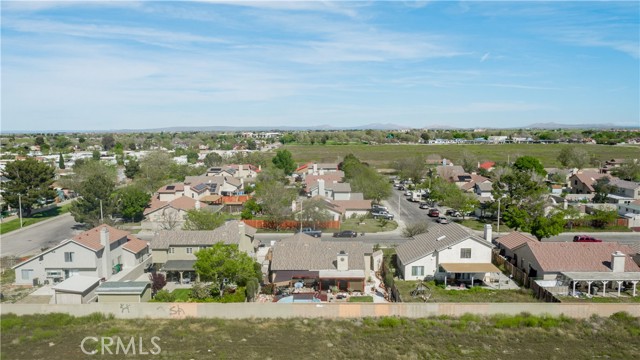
[371,210,394,220]
[296,227,322,238]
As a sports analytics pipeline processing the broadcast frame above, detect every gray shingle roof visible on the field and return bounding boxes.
[150,220,255,249]
[271,237,373,271]
[396,222,492,264]
[610,178,640,191]
[328,183,351,192]
[96,281,150,294]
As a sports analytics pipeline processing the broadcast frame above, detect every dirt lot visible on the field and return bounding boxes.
[1,312,639,359]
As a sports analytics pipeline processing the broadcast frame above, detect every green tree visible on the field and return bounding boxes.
[114,185,151,222]
[298,197,332,229]
[460,150,478,173]
[35,136,46,146]
[183,209,227,230]
[92,150,101,160]
[557,147,590,170]
[513,156,546,176]
[587,209,618,229]
[64,160,117,226]
[53,136,71,151]
[254,167,296,229]
[186,149,199,164]
[402,222,429,238]
[3,158,57,217]
[137,151,174,193]
[440,189,479,219]
[194,243,262,287]
[272,149,296,175]
[612,160,640,182]
[124,158,140,179]
[592,177,617,203]
[204,152,224,167]
[240,198,261,220]
[102,134,115,151]
[393,156,427,183]
[58,153,65,169]
[341,154,392,202]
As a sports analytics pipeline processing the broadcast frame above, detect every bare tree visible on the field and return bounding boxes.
[159,209,182,230]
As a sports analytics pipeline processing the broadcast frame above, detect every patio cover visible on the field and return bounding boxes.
[440,263,501,273]
[560,272,640,281]
[161,260,196,272]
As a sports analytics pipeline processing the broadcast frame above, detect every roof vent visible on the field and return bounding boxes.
[437,235,446,241]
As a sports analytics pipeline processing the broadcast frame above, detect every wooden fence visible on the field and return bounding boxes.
[242,220,341,230]
[492,250,560,302]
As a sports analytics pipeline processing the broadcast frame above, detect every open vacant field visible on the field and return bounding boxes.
[285,144,640,168]
[1,312,639,359]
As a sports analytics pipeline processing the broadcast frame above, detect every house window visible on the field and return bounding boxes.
[169,247,175,254]
[64,252,74,262]
[186,247,193,254]
[411,266,424,277]
[21,269,33,280]
[460,248,471,259]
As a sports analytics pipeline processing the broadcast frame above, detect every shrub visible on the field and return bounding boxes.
[377,317,404,328]
[153,290,175,302]
[402,222,429,238]
[261,283,276,295]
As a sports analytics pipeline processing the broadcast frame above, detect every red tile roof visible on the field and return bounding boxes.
[571,172,611,192]
[143,197,168,215]
[479,161,495,170]
[72,224,130,251]
[495,232,537,250]
[522,242,640,272]
[123,235,149,254]
[157,183,184,193]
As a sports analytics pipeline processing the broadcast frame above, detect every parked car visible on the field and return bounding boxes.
[372,211,394,220]
[428,209,440,217]
[573,235,602,243]
[296,227,322,238]
[445,209,462,217]
[436,216,449,224]
[333,230,358,238]
[372,204,388,212]
[419,202,430,209]
[404,190,413,197]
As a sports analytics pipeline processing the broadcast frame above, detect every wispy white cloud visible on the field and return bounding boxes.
[480,52,490,62]
[2,18,228,48]
[553,27,639,59]
[192,0,363,18]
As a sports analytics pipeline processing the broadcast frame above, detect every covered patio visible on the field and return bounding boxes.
[161,260,199,284]
[438,263,506,289]
[560,272,640,297]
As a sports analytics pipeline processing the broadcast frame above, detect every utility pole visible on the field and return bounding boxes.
[299,199,303,232]
[497,198,501,237]
[18,193,23,228]
[100,200,104,223]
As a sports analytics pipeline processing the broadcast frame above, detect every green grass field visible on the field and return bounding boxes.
[284,143,640,168]
[340,217,398,233]
[1,312,638,359]
[0,204,72,235]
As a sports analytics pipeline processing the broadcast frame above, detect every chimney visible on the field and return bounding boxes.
[484,224,492,242]
[238,221,246,238]
[611,251,626,273]
[318,179,325,197]
[337,251,348,271]
[313,163,318,174]
[100,226,112,278]
[319,170,325,176]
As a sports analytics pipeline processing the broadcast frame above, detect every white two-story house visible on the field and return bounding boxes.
[13,225,149,286]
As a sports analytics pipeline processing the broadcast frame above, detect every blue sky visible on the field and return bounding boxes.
[2,1,639,131]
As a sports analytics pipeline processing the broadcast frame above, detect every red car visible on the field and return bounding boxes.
[573,235,602,243]
[428,209,439,217]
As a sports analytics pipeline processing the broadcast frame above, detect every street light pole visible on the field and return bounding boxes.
[496,198,501,237]
[18,193,23,228]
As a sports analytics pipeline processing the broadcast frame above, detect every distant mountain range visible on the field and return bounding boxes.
[6,122,637,134]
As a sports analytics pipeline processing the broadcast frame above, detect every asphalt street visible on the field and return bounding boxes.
[0,213,84,257]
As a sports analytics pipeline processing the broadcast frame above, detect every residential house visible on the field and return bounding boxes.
[459,174,490,193]
[150,220,257,283]
[307,178,355,200]
[142,196,202,232]
[205,167,236,178]
[269,233,376,292]
[13,225,150,286]
[608,179,640,203]
[487,136,508,144]
[494,232,538,260]
[569,171,611,194]
[183,175,243,198]
[323,199,372,220]
[618,199,640,228]
[295,162,340,175]
[510,242,640,280]
[395,223,498,283]
[434,165,466,183]
[156,183,185,202]
[474,181,494,198]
